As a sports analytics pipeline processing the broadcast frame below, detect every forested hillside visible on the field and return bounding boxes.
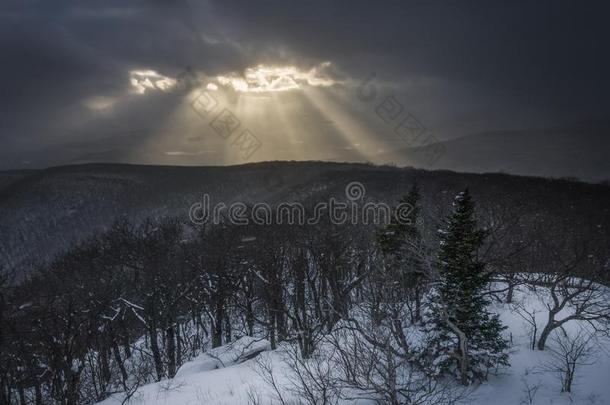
[1,162,608,280]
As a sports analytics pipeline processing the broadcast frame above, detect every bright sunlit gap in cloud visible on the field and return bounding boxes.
[129,70,177,94]
[214,62,335,93]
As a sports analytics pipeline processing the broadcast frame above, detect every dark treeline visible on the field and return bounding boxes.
[0,182,608,405]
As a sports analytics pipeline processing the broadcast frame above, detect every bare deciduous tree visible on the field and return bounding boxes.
[542,328,597,393]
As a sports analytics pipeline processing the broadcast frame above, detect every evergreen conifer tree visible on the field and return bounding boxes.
[377,183,426,321]
[425,188,509,384]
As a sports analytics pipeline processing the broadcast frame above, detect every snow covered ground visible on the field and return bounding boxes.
[97,336,300,405]
[471,292,610,405]
[97,286,610,405]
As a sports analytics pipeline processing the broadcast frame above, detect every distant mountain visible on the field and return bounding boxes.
[1,161,608,277]
[384,123,609,183]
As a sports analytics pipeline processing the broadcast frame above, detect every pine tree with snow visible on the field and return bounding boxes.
[424,188,509,385]
[376,183,426,321]
[377,182,422,255]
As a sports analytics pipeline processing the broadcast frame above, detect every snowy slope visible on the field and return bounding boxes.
[97,286,610,405]
[471,288,610,405]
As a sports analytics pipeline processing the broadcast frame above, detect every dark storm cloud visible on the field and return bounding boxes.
[0,0,240,167]
[211,0,610,111]
[0,0,608,169]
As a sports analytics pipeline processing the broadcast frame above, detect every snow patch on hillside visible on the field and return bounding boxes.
[98,287,610,405]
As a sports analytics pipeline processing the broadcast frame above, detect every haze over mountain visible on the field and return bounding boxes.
[4,118,607,183]
[386,120,610,183]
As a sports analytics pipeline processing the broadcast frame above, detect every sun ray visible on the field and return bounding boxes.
[300,86,378,162]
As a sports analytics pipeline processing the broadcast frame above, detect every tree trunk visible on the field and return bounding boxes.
[166,325,176,378]
[112,340,129,386]
[65,365,82,405]
[224,312,232,344]
[536,320,556,350]
[537,308,563,350]
[413,285,422,323]
[444,314,470,385]
[100,345,111,386]
[1,383,10,405]
[122,333,131,359]
[176,324,182,369]
[246,297,255,337]
[212,297,224,348]
[18,385,26,405]
[275,301,286,343]
[268,307,276,349]
[35,382,42,405]
[506,283,515,303]
[149,327,164,381]
[459,346,469,386]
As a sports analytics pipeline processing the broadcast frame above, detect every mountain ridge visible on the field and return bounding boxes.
[1,161,608,277]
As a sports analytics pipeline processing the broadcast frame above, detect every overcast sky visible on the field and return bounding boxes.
[1,0,608,169]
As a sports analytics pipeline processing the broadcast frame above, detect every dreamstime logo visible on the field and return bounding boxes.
[189,182,416,226]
